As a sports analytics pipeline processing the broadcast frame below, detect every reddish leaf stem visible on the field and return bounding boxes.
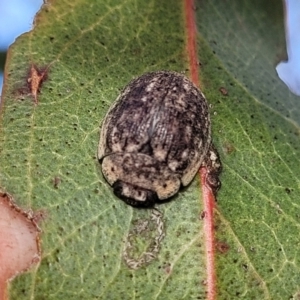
[184,0,199,86]
[184,0,217,299]
[200,168,216,300]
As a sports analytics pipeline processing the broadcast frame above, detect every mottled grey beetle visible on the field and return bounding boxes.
[98,71,221,207]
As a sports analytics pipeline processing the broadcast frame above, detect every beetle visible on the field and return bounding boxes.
[98,71,221,207]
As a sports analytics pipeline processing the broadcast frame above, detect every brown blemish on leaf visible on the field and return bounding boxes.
[15,64,49,104]
[216,241,230,254]
[53,176,61,189]
[222,141,236,155]
[32,209,48,224]
[219,87,228,96]
[201,279,208,286]
[0,192,41,300]
[163,263,172,274]
[27,64,48,104]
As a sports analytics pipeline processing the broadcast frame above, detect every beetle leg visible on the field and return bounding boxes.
[202,143,222,196]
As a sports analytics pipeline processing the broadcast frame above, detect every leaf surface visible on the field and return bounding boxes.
[0,0,299,299]
[1,0,205,299]
[197,1,300,299]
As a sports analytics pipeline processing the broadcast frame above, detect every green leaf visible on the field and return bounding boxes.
[197,0,300,299]
[1,1,206,299]
[0,0,299,299]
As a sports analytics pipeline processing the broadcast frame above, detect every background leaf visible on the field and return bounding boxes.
[0,0,299,299]
[197,0,300,298]
[1,0,206,299]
